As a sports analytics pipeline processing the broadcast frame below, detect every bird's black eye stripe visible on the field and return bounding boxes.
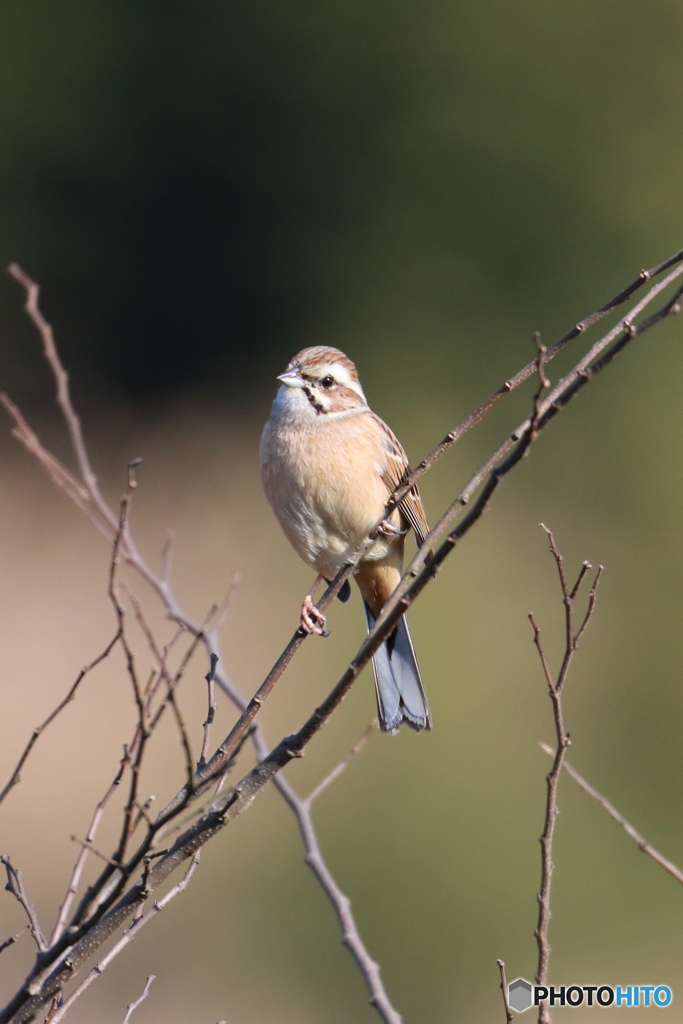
[320,375,335,389]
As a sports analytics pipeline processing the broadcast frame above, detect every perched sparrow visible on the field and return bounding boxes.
[260,345,431,733]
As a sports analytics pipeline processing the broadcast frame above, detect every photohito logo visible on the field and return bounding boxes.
[508,978,673,1012]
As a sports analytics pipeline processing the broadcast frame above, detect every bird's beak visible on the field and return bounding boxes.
[277,368,305,388]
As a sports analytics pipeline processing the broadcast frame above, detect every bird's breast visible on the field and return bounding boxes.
[260,413,395,577]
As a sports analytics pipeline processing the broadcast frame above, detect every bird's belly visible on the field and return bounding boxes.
[262,426,392,578]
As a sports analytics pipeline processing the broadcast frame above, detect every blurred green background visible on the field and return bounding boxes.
[1,1,683,1021]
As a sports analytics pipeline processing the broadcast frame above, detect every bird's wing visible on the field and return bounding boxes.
[372,414,430,546]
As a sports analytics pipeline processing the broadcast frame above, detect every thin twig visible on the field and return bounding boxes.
[42,997,60,1023]
[1,858,47,952]
[198,654,219,770]
[51,748,132,944]
[277,773,402,1024]
[530,530,602,1024]
[573,566,603,646]
[47,857,200,1024]
[380,248,683,522]
[305,722,375,806]
[161,531,174,585]
[370,267,683,636]
[124,585,195,787]
[532,333,550,418]
[70,838,123,869]
[496,960,514,1024]
[109,463,147,867]
[0,928,28,957]
[7,264,113,523]
[59,604,217,946]
[0,634,120,806]
[529,612,568,1024]
[215,572,241,632]
[539,744,683,886]
[120,975,155,1024]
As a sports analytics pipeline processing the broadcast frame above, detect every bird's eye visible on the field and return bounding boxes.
[320,375,335,389]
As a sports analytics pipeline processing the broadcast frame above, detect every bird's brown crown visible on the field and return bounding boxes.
[288,346,359,381]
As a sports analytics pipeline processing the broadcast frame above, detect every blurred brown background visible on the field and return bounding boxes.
[2,1,683,1021]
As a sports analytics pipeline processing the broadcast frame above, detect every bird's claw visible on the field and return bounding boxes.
[378,518,407,537]
[301,596,329,637]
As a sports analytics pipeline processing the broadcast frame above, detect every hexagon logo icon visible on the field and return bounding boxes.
[508,978,533,1013]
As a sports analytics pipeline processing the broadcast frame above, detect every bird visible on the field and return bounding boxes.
[260,345,431,733]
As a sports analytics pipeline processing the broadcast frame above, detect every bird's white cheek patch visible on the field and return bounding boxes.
[318,363,366,402]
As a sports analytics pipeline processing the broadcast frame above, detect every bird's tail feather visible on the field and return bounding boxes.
[363,601,431,733]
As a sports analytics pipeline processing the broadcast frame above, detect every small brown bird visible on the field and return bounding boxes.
[260,346,431,733]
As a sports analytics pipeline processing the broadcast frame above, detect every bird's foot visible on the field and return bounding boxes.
[301,595,329,637]
[378,518,407,537]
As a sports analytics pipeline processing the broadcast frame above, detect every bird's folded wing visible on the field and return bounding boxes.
[374,414,430,547]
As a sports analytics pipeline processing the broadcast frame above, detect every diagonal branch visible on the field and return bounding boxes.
[50,748,132,945]
[120,975,155,1024]
[7,264,110,518]
[368,265,683,630]
[539,744,683,886]
[0,928,27,958]
[1,858,47,952]
[305,722,375,806]
[47,857,199,1024]
[0,633,120,806]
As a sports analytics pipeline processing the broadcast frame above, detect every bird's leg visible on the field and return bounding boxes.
[301,575,329,636]
[378,518,407,537]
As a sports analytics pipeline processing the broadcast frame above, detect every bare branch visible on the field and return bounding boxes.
[528,615,555,694]
[573,566,603,647]
[109,463,147,868]
[0,928,28,958]
[51,748,132,944]
[7,264,112,520]
[305,722,375,806]
[496,960,514,1024]
[568,561,590,602]
[0,634,120,806]
[42,997,60,1024]
[198,654,219,770]
[531,333,550,418]
[120,975,155,1024]
[1,858,47,952]
[540,744,683,886]
[48,857,200,1024]
[530,532,602,1024]
[215,572,241,632]
[375,265,683,622]
[381,248,683,520]
[277,774,401,1024]
[69,838,123,868]
[160,531,174,585]
[0,393,111,540]
[124,585,195,788]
